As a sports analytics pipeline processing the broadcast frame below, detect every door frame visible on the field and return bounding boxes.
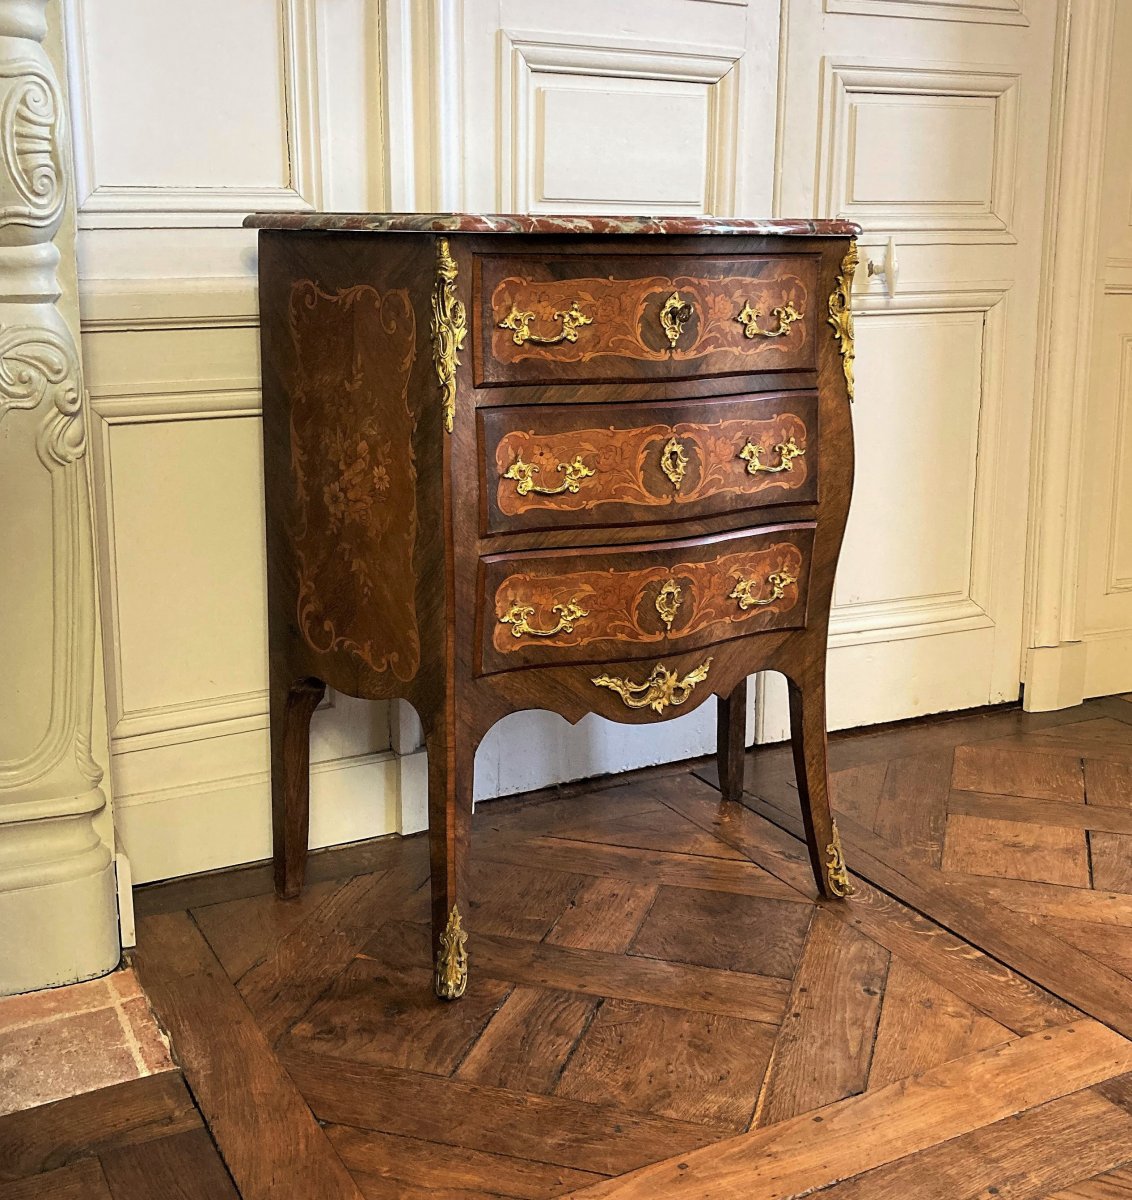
[1023,0,1115,710]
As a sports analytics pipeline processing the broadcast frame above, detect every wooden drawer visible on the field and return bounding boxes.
[479,524,813,675]
[474,253,820,387]
[479,392,818,536]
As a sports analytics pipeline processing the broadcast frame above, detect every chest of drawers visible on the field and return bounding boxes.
[247,212,860,1000]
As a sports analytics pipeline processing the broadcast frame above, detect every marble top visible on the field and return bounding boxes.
[243,212,861,237]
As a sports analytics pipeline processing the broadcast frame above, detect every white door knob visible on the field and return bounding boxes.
[866,237,899,299]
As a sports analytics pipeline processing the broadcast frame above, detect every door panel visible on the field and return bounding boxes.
[834,311,983,612]
[460,0,779,219]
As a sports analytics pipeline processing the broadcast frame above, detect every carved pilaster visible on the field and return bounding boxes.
[0,0,117,994]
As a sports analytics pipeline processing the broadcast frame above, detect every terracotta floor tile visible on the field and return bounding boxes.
[106,967,144,1005]
[119,995,174,1073]
[0,968,173,1116]
[0,975,113,1032]
[0,1006,139,1116]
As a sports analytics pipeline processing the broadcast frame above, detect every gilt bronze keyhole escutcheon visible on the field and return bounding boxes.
[655,578,682,632]
[660,435,688,491]
[659,291,693,348]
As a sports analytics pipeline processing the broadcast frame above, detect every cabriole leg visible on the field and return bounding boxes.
[717,676,748,803]
[269,675,325,899]
[425,721,473,1000]
[787,671,853,900]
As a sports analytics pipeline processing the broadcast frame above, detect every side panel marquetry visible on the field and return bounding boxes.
[284,281,421,680]
[480,393,818,535]
[475,253,820,386]
[479,524,813,675]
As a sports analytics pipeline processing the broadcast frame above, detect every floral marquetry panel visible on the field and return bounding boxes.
[481,525,813,674]
[285,282,420,680]
[476,254,820,386]
[481,393,819,535]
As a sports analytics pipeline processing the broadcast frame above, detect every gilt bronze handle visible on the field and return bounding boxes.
[729,569,797,611]
[738,435,805,476]
[591,658,712,714]
[503,453,595,497]
[736,300,803,339]
[499,301,593,346]
[499,599,589,639]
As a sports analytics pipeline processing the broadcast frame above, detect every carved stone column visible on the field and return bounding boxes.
[0,0,118,993]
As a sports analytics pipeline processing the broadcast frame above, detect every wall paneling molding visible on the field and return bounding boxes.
[501,31,743,214]
[830,284,1009,645]
[65,0,324,228]
[1106,332,1132,593]
[819,59,1020,243]
[824,0,1028,24]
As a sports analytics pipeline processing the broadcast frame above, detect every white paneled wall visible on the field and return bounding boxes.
[818,62,1019,241]
[65,0,1121,882]
[459,1,779,218]
[69,0,323,226]
[68,0,395,882]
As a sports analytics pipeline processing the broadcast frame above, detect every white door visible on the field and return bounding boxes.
[765,0,1060,735]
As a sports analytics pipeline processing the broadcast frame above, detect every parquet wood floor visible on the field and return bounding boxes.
[0,1071,238,1197]
[5,697,1132,1198]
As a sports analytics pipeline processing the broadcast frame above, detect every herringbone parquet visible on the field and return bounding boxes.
[10,697,1131,1200]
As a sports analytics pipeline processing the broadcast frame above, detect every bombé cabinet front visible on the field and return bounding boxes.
[248,212,860,999]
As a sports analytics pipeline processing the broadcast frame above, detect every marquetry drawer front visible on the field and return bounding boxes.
[475,253,820,387]
[479,524,813,676]
[480,393,818,535]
